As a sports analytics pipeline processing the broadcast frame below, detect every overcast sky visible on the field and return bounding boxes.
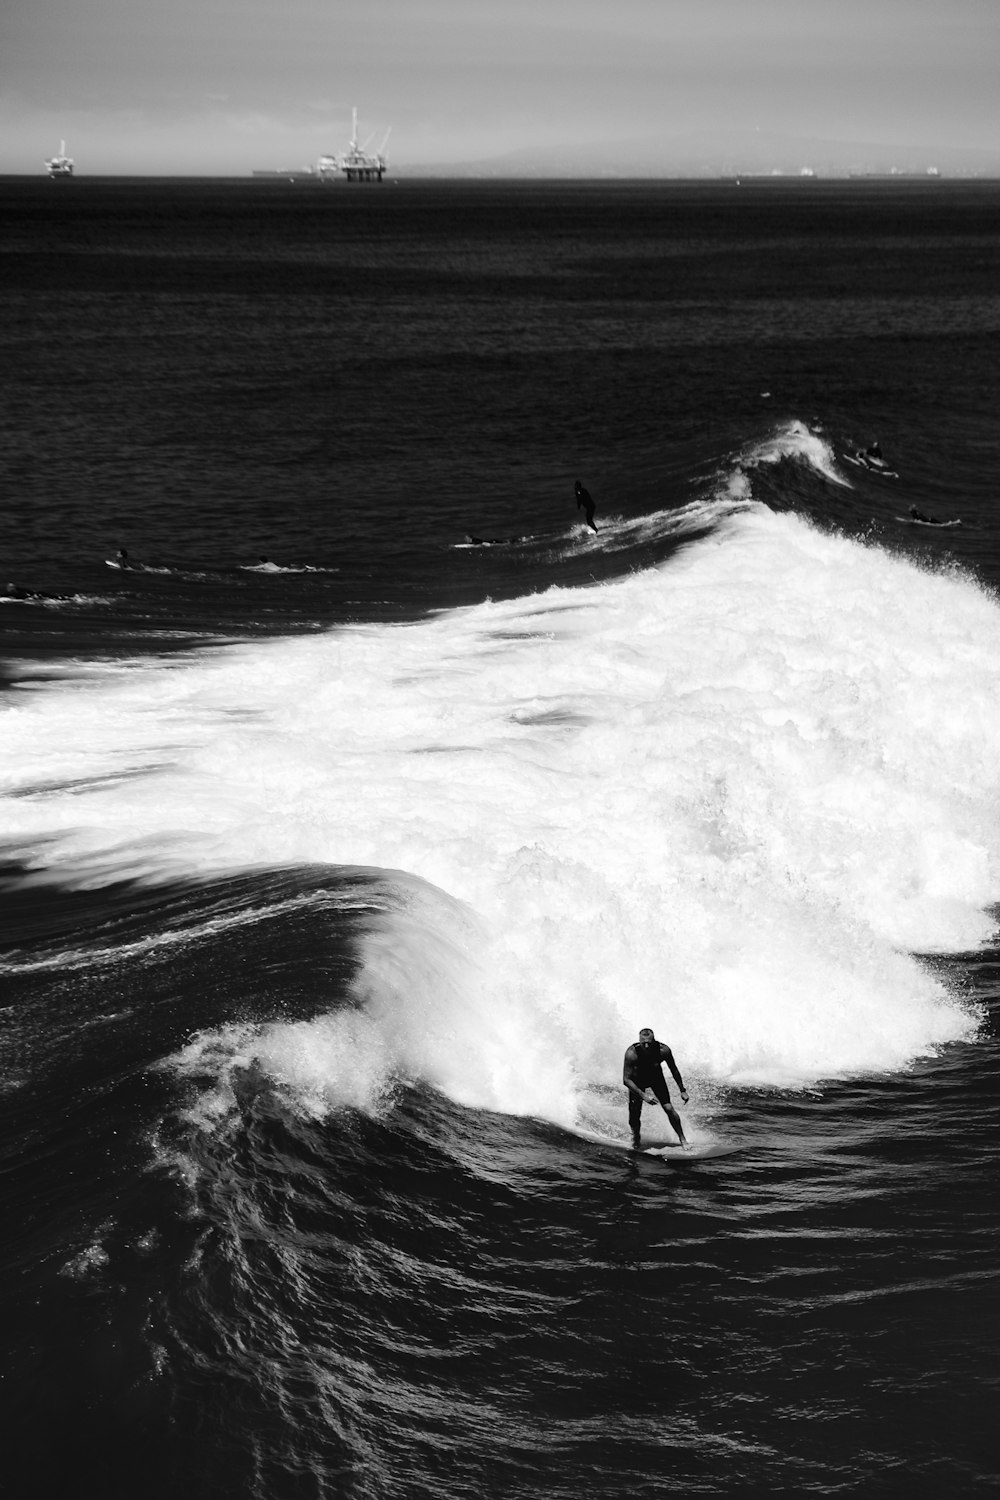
[3,0,998,174]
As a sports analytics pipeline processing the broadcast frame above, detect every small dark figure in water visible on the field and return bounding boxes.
[623,1027,689,1149]
[853,441,891,472]
[575,479,598,533]
[910,505,942,525]
[116,548,132,569]
[5,582,58,601]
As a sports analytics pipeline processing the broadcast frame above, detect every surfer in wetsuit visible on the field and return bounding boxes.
[909,505,942,524]
[575,480,598,533]
[623,1027,689,1149]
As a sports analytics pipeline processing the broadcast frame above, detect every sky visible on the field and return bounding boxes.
[2,0,999,174]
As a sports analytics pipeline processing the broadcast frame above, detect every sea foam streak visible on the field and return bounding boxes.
[2,453,996,1117]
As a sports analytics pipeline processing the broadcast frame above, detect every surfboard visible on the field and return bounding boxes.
[643,1142,740,1162]
[568,1123,737,1162]
[105,558,176,573]
[464,535,527,547]
[844,453,899,479]
[894,515,962,528]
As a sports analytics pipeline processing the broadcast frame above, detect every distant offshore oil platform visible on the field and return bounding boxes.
[254,109,390,183]
[45,141,74,177]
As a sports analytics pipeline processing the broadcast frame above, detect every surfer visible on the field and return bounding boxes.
[850,441,891,473]
[909,505,942,524]
[623,1028,689,1149]
[575,480,598,533]
[116,548,132,568]
[5,582,65,601]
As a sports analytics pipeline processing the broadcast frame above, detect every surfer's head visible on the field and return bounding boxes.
[639,1027,656,1047]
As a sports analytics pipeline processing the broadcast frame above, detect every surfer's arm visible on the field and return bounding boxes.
[622,1049,647,1099]
[661,1046,689,1102]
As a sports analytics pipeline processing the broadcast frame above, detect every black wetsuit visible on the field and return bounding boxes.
[575,481,597,533]
[625,1043,673,1134]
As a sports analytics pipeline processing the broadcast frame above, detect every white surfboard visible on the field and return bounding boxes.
[642,1142,741,1162]
[844,452,899,479]
[568,1123,738,1162]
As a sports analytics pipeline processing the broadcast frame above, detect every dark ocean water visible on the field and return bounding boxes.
[2,176,1000,1498]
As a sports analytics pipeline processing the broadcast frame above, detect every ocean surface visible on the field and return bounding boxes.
[2,176,1000,1498]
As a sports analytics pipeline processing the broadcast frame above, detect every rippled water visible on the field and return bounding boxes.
[3,178,1000,1498]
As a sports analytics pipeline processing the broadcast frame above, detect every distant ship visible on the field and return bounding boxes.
[45,141,74,177]
[849,166,943,179]
[252,169,315,181]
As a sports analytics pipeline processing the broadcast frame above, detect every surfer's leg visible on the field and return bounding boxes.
[651,1078,686,1144]
[627,1091,642,1148]
[664,1104,687,1146]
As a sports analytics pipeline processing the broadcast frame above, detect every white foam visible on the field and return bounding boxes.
[744,418,851,487]
[3,500,996,1118]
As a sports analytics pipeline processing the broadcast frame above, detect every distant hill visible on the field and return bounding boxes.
[398,129,1000,179]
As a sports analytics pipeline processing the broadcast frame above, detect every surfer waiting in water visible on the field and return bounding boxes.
[575,480,598,533]
[866,440,883,461]
[909,505,943,525]
[116,548,132,568]
[623,1027,689,1149]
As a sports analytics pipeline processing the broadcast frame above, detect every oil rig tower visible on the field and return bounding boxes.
[316,109,389,182]
[45,141,74,177]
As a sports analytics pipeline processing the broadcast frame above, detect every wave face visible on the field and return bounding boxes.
[4,430,994,1127]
